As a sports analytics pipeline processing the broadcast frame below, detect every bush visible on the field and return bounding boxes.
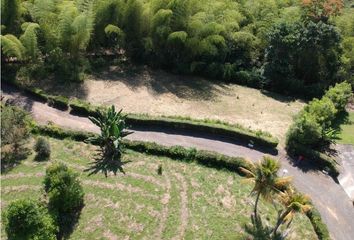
[304,97,337,129]
[286,113,323,149]
[287,81,353,151]
[1,104,31,170]
[44,162,84,237]
[286,81,352,175]
[324,82,353,111]
[34,137,51,160]
[4,199,57,240]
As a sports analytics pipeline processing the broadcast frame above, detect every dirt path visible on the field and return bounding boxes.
[172,172,189,240]
[2,86,354,240]
[154,173,171,240]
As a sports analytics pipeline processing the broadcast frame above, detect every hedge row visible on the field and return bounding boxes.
[7,81,278,149]
[30,122,330,240]
[30,123,252,174]
[306,207,331,240]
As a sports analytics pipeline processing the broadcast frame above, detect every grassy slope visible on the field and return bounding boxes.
[1,137,317,239]
[35,66,304,142]
[338,112,354,145]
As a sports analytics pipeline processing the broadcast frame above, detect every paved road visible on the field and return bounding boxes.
[337,144,354,200]
[2,85,354,240]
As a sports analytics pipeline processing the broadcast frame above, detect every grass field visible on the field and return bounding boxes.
[36,66,304,142]
[1,137,317,239]
[338,112,354,145]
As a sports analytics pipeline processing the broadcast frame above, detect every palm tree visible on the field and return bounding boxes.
[272,187,311,236]
[239,156,292,220]
[86,105,131,176]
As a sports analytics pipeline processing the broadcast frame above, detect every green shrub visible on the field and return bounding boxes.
[24,87,48,102]
[44,162,84,237]
[4,199,57,240]
[1,104,31,170]
[286,81,353,157]
[31,123,95,141]
[324,81,352,111]
[286,113,323,150]
[34,137,51,160]
[305,97,337,128]
[48,95,69,110]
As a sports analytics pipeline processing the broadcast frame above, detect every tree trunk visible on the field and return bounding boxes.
[272,209,291,236]
[254,191,261,219]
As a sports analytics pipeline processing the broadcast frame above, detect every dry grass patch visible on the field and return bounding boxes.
[36,66,304,142]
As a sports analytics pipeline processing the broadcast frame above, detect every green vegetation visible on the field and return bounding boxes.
[1,104,31,171]
[239,157,310,239]
[3,199,57,240]
[28,123,330,239]
[1,0,352,97]
[9,81,279,148]
[286,81,352,175]
[86,105,132,176]
[1,137,318,239]
[31,121,252,174]
[44,162,85,238]
[240,157,291,220]
[337,112,354,144]
[34,137,51,161]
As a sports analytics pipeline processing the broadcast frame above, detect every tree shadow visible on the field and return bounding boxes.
[90,64,225,101]
[55,205,84,240]
[2,83,35,112]
[331,111,350,135]
[285,152,339,183]
[242,214,282,240]
[1,146,31,173]
[33,78,89,100]
[261,89,301,104]
[84,150,131,177]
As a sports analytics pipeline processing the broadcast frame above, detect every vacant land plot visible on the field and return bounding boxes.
[1,137,317,239]
[37,66,304,141]
[337,112,354,145]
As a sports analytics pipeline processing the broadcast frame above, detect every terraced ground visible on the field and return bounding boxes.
[1,137,317,240]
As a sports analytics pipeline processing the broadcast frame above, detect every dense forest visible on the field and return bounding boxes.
[1,0,354,97]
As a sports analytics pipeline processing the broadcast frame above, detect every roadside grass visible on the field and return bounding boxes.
[337,112,354,145]
[1,137,317,239]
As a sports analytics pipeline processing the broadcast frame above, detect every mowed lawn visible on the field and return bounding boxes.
[1,137,317,239]
[338,112,354,145]
[37,66,304,142]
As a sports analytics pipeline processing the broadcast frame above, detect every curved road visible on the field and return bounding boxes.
[2,85,354,240]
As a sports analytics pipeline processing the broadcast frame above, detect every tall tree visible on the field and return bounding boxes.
[123,0,143,60]
[272,188,311,236]
[1,0,21,34]
[239,156,292,220]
